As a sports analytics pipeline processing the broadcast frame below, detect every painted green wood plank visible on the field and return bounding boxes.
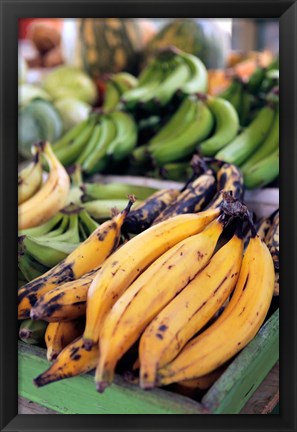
[202,309,279,414]
[18,342,205,414]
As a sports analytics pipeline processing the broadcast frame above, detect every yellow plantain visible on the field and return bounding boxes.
[95,216,226,391]
[18,142,70,230]
[156,234,275,386]
[18,147,43,205]
[30,268,99,322]
[34,337,99,387]
[83,208,221,350]
[18,198,135,319]
[45,319,85,361]
[139,228,244,389]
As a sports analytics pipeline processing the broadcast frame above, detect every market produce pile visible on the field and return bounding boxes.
[18,143,279,397]
[18,18,279,400]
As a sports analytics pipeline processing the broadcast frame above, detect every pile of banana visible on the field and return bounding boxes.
[52,109,138,174]
[17,157,277,395]
[121,47,208,111]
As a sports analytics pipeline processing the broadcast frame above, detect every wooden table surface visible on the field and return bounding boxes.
[18,362,279,415]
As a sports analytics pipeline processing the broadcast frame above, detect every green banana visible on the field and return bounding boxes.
[215,104,275,166]
[83,199,142,221]
[18,212,64,237]
[105,111,138,161]
[76,122,103,165]
[241,107,279,174]
[82,116,117,174]
[179,52,208,94]
[19,319,48,345]
[52,119,90,151]
[121,62,164,108]
[247,66,266,94]
[199,96,239,156]
[54,117,96,166]
[21,235,79,268]
[150,57,190,106]
[18,246,48,281]
[150,100,214,165]
[243,148,279,189]
[38,214,69,239]
[78,208,100,238]
[159,162,192,181]
[102,81,121,113]
[81,182,158,201]
[148,96,198,150]
[238,90,254,126]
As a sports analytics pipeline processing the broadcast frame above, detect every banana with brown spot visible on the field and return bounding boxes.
[34,337,99,387]
[83,208,221,350]
[45,320,85,361]
[139,226,244,389]
[95,215,227,391]
[156,233,274,386]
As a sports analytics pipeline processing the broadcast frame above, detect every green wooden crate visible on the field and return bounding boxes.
[18,308,279,414]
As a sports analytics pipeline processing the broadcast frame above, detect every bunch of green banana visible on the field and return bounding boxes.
[18,197,135,319]
[18,204,99,283]
[52,110,138,174]
[102,72,138,113]
[121,47,208,111]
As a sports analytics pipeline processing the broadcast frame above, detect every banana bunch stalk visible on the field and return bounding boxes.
[122,47,208,111]
[18,141,70,230]
[52,110,138,174]
[18,196,136,319]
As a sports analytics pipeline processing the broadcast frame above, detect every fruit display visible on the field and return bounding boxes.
[17,18,280,413]
[16,191,278,394]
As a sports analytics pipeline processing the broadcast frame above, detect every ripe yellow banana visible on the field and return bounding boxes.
[156,234,275,386]
[18,147,43,205]
[95,216,226,391]
[45,319,85,361]
[18,142,70,230]
[34,337,99,387]
[30,268,99,322]
[18,198,134,319]
[139,227,244,389]
[83,208,221,349]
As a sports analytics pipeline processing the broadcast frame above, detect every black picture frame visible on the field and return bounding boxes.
[1,1,296,431]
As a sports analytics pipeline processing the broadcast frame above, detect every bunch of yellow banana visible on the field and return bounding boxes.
[22,185,275,398]
[18,141,70,230]
[154,229,274,387]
